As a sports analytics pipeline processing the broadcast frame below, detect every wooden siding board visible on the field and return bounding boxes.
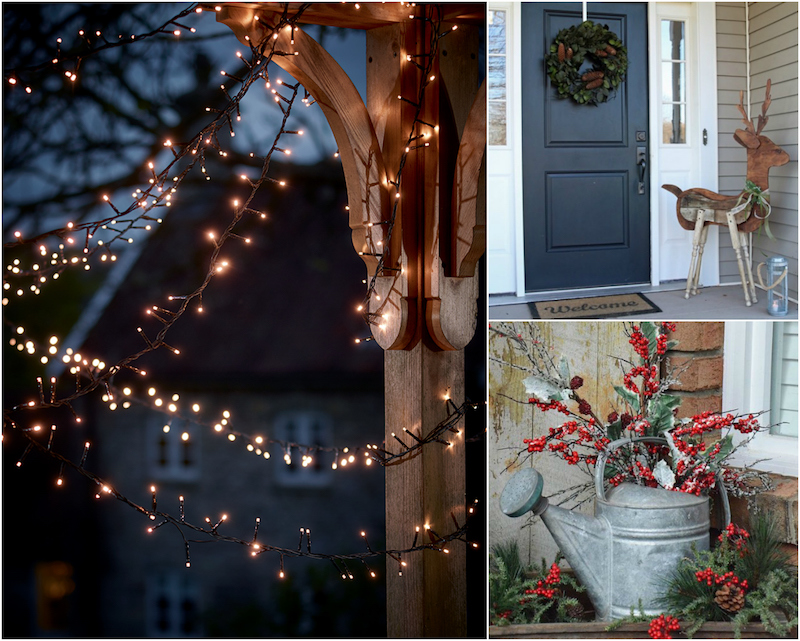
[750,30,798,60]
[716,19,747,36]
[750,56,798,78]
[748,2,797,30]
[749,14,797,42]
[718,47,748,63]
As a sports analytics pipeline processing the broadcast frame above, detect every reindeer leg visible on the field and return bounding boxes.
[727,211,752,306]
[686,209,705,298]
[693,217,711,296]
[739,231,758,304]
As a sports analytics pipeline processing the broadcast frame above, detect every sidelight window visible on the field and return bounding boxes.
[661,20,686,144]
[488,9,507,146]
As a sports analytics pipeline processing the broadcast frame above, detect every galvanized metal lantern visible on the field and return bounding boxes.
[762,256,789,317]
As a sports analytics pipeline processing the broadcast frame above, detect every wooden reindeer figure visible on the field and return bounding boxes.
[662,80,789,306]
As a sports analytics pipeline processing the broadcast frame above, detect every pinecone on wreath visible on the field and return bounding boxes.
[714,584,745,612]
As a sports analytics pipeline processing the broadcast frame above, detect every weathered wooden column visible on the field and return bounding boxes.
[366,14,483,637]
[216,5,485,636]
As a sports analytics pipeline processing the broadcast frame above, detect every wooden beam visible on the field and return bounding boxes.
[205,3,485,29]
[385,346,466,637]
[215,6,484,636]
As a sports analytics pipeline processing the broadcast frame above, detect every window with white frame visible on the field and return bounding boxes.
[147,415,201,482]
[722,321,798,477]
[488,8,507,146]
[272,410,333,488]
[145,573,200,637]
[660,19,687,144]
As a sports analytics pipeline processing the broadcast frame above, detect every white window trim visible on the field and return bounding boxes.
[722,321,798,477]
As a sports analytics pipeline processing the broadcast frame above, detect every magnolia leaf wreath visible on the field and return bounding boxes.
[545,20,628,106]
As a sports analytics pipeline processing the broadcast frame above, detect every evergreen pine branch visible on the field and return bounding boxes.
[732,568,798,638]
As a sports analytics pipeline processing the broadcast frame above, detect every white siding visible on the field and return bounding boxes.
[715,3,748,285]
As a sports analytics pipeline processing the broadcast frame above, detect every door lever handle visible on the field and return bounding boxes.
[636,146,647,194]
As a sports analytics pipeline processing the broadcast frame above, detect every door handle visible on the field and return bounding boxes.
[636,146,647,194]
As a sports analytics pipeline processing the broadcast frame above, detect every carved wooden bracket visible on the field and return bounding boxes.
[216,4,485,352]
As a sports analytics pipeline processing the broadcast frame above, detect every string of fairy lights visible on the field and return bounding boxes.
[95,381,479,470]
[4,2,481,578]
[16,423,480,579]
[354,4,457,339]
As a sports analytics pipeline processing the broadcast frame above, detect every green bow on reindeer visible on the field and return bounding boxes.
[736,180,774,240]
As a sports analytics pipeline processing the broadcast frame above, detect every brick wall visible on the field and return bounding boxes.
[665,322,724,418]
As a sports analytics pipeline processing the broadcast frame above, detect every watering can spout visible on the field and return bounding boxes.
[539,503,610,620]
[499,467,611,620]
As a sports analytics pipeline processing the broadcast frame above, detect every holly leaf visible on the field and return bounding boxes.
[607,418,622,441]
[649,394,681,432]
[614,385,640,413]
[640,322,659,360]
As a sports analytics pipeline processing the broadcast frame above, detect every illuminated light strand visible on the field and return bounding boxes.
[4,11,300,301]
[16,442,34,467]
[96,382,480,469]
[12,421,480,573]
[3,3,481,580]
[78,441,90,468]
[5,5,203,85]
[355,5,448,338]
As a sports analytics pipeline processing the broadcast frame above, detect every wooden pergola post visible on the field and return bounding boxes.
[216,4,485,636]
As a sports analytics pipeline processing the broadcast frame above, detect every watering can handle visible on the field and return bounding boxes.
[756,262,788,291]
[594,436,731,526]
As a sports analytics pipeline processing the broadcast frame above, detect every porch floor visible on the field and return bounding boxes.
[489,282,799,321]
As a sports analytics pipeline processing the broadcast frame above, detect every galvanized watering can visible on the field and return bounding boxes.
[500,437,729,621]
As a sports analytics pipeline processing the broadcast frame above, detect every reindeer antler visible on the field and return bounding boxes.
[736,90,756,135]
[756,79,772,135]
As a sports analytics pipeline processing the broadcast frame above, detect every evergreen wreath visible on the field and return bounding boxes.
[545,20,628,106]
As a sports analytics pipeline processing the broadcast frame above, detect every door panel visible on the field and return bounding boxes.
[522,3,650,292]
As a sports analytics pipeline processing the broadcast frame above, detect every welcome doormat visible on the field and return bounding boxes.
[529,293,661,320]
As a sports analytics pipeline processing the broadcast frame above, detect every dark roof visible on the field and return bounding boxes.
[81,161,383,390]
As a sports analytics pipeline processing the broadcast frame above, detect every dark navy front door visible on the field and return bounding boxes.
[522,3,650,292]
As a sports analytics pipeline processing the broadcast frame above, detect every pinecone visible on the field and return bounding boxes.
[566,602,584,619]
[581,70,605,82]
[715,584,745,612]
[558,42,565,62]
[605,44,617,56]
[595,49,609,58]
[586,79,603,90]
[566,47,574,59]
